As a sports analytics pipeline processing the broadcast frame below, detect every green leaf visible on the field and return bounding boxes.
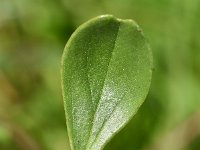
[61,15,152,150]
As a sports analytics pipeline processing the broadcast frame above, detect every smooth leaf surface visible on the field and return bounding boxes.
[61,15,152,150]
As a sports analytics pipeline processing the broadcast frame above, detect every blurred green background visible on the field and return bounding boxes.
[0,0,200,150]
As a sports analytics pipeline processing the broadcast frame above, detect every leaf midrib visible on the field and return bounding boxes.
[85,20,121,150]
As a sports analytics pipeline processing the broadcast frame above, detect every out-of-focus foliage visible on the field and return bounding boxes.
[0,0,200,150]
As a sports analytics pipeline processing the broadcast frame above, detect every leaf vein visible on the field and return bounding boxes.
[86,21,121,149]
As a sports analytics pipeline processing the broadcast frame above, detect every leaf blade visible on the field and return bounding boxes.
[61,15,152,150]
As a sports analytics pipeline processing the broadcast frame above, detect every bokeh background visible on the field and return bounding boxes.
[0,0,200,150]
